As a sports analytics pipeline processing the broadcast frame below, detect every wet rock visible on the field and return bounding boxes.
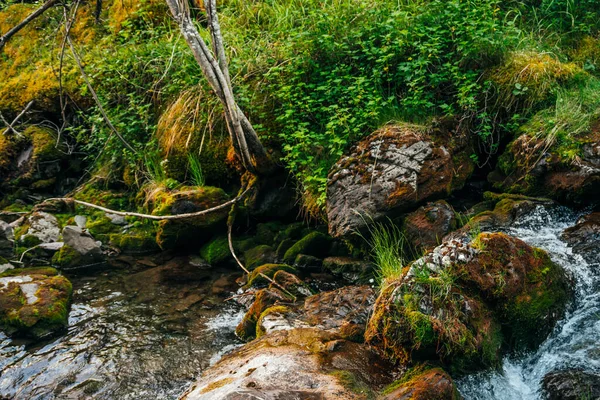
[366,232,570,371]
[322,257,373,275]
[181,328,394,399]
[327,123,473,238]
[235,288,288,340]
[542,370,600,400]
[243,245,277,271]
[0,267,72,339]
[283,231,332,264]
[293,254,322,271]
[0,220,14,258]
[382,367,460,400]
[149,186,230,249]
[490,130,600,204]
[562,212,600,256]
[404,200,457,251]
[246,264,297,288]
[271,270,313,298]
[302,285,376,342]
[456,193,554,236]
[211,274,239,296]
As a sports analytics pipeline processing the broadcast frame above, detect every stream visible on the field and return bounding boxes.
[0,205,597,399]
[458,205,600,399]
[0,262,244,399]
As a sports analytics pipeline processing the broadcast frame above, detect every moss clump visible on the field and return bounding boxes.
[256,305,291,338]
[109,226,159,254]
[283,231,332,264]
[235,288,286,341]
[87,214,120,237]
[330,370,374,398]
[255,222,285,246]
[20,234,42,249]
[52,245,83,269]
[199,236,231,265]
[0,267,72,339]
[246,264,297,288]
[243,245,276,271]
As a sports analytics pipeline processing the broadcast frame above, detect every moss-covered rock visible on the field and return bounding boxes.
[150,186,229,249]
[255,222,285,246]
[246,264,297,288]
[243,245,277,271]
[270,270,313,298]
[0,267,72,339]
[108,226,159,254]
[235,288,288,341]
[199,236,231,265]
[403,200,457,252]
[365,232,570,372]
[283,231,332,264]
[51,245,83,269]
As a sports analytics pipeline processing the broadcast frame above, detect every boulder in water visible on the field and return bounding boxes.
[366,232,570,372]
[562,212,600,257]
[381,367,461,400]
[542,370,600,400]
[0,267,72,339]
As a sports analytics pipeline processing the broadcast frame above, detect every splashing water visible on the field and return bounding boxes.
[457,205,600,400]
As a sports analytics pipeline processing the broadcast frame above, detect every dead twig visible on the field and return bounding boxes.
[0,100,34,137]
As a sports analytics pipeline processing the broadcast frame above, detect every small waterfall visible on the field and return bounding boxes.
[457,205,600,399]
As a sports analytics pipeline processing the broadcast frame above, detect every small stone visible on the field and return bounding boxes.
[106,213,127,226]
[74,215,87,228]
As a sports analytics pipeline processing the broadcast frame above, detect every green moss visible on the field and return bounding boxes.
[199,236,231,265]
[246,264,297,288]
[243,245,275,271]
[283,231,332,264]
[52,245,82,268]
[87,214,120,238]
[330,370,375,398]
[20,235,41,248]
[256,305,290,338]
[255,222,284,246]
[235,289,283,341]
[109,229,159,254]
[0,267,58,278]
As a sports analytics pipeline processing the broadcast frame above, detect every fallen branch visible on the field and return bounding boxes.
[44,187,251,221]
[0,0,59,51]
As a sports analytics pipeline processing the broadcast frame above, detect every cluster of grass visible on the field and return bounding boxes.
[358,219,407,284]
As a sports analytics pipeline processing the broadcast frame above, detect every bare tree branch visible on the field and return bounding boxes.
[165,0,272,175]
[0,0,60,51]
[0,100,34,137]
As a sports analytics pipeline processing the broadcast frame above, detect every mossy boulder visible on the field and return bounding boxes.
[327,122,474,238]
[199,236,231,265]
[150,186,230,249]
[108,227,159,255]
[490,127,600,205]
[283,231,332,264]
[243,245,277,271]
[366,232,570,372]
[255,221,285,246]
[381,366,461,400]
[0,267,72,339]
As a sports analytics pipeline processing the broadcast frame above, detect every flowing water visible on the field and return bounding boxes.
[0,263,244,399]
[458,205,600,399]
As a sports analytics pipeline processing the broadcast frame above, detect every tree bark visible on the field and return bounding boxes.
[0,0,59,51]
[165,0,272,175]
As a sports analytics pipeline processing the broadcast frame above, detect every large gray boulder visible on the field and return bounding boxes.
[326,123,473,237]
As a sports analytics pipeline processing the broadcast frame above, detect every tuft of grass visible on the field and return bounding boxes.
[358,218,406,284]
[187,153,205,187]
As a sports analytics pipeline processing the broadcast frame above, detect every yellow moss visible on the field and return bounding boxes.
[491,50,581,108]
[108,0,170,32]
[200,378,234,394]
